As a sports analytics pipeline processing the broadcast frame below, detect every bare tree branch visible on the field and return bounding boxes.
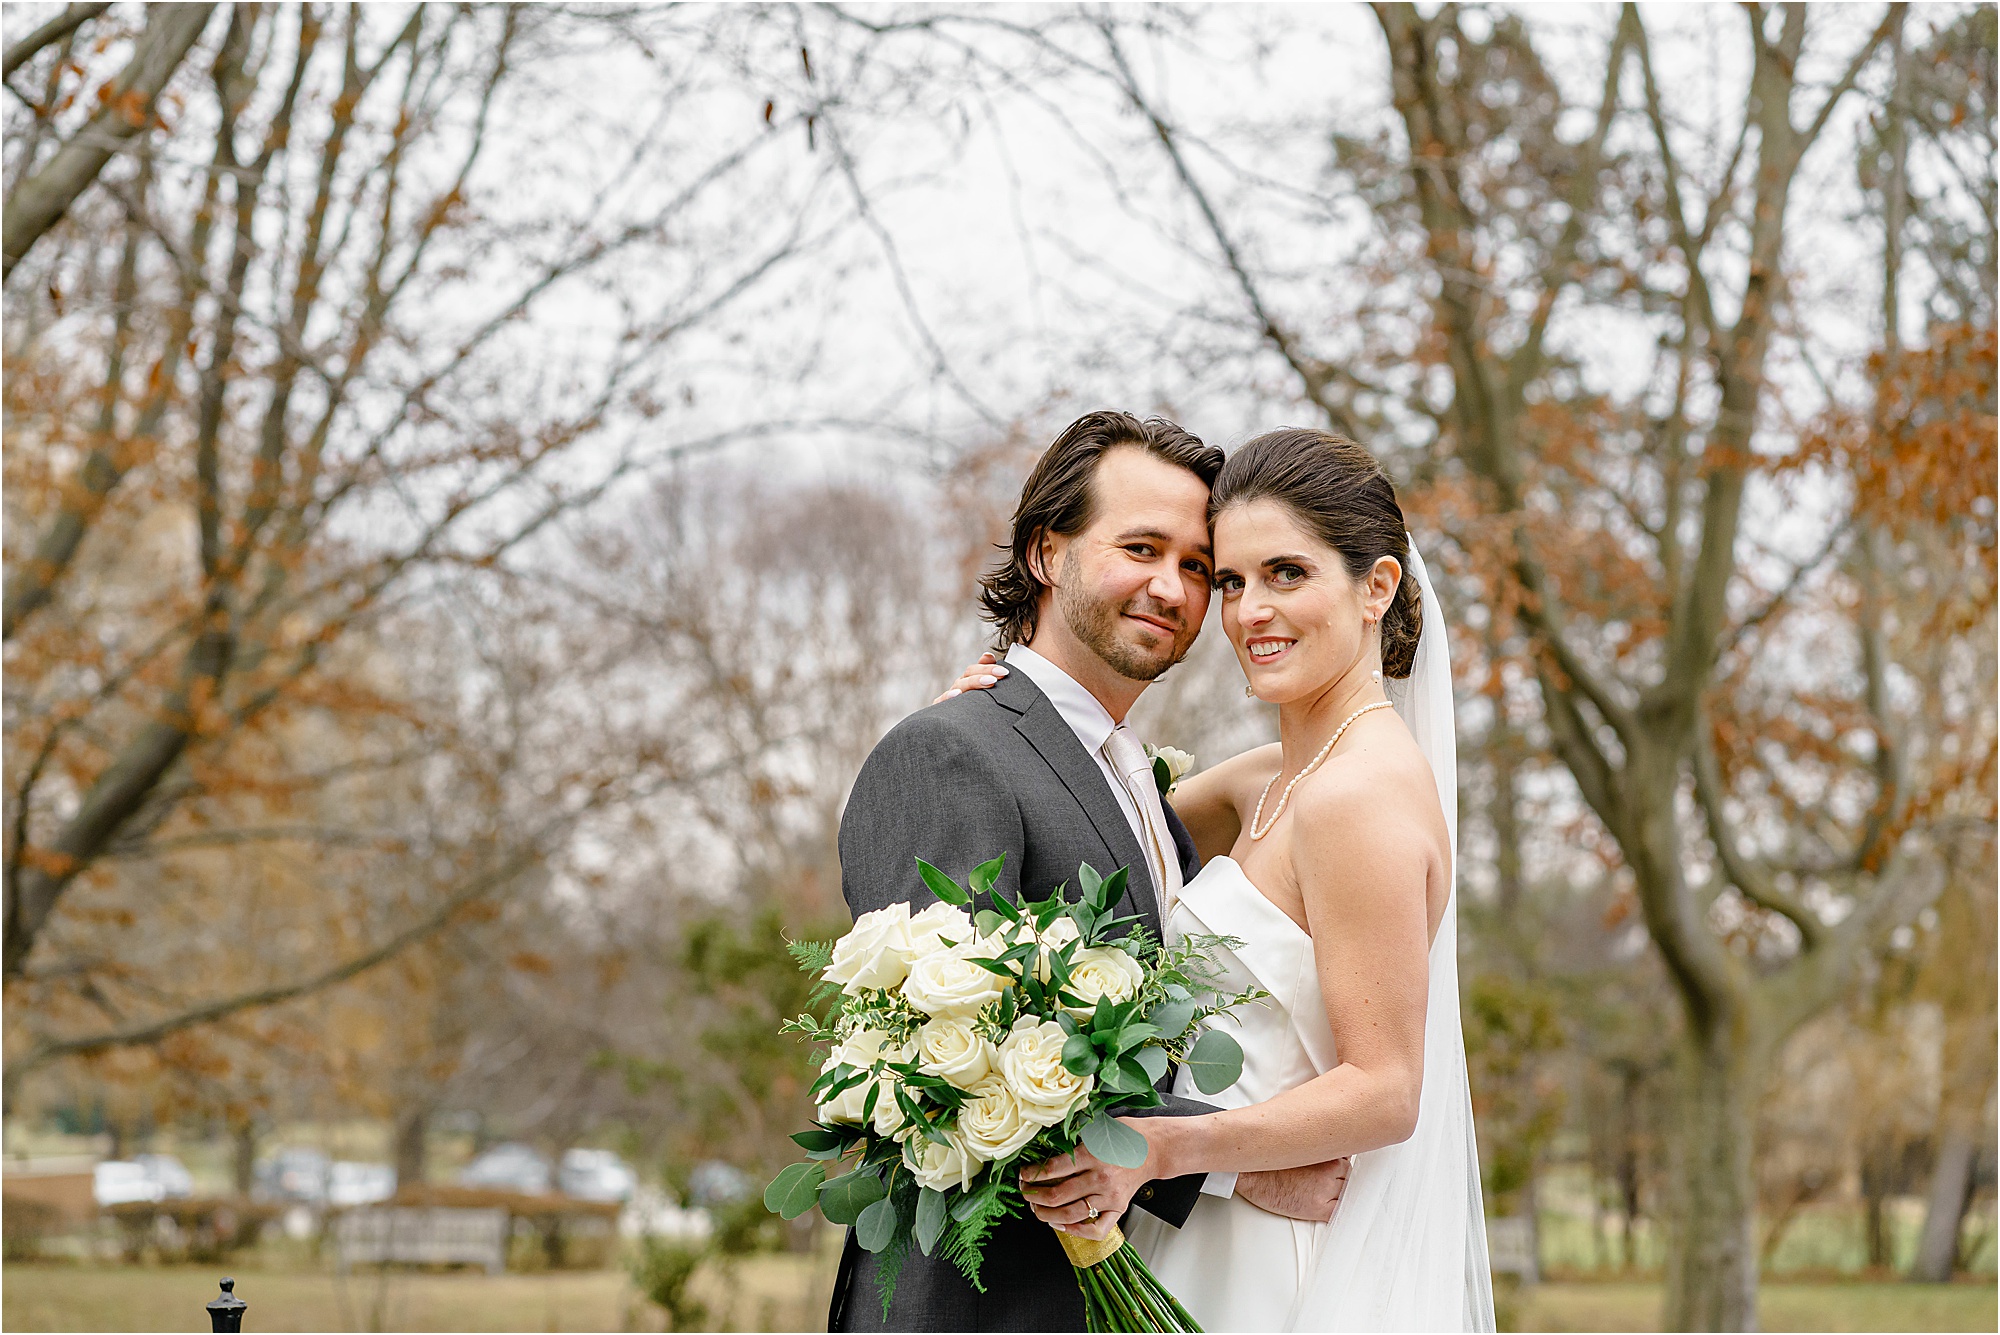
[2,2,214,279]
[1,2,111,82]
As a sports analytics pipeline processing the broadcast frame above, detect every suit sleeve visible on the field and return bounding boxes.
[838,711,1028,916]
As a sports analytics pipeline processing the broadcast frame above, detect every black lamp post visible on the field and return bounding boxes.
[206,1277,246,1333]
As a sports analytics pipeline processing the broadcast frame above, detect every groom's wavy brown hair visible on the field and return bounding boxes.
[980,411,1222,648]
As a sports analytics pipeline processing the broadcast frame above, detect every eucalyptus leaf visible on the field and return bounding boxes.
[1186,1029,1246,1095]
[817,1167,887,1225]
[1112,1022,1162,1055]
[1146,998,1198,1041]
[1079,1110,1151,1169]
[974,909,1006,936]
[856,1196,899,1252]
[915,858,970,906]
[915,1187,949,1255]
[1133,1044,1169,1086]
[1096,1055,1147,1095]
[764,1161,826,1220]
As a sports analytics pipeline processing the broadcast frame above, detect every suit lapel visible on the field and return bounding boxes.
[990,674,1162,937]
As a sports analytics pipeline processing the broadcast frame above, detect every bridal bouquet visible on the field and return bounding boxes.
[764,856,1262,1332]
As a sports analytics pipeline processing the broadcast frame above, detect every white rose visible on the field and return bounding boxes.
[916,1016,997,1089]
[872,1077,912,1139]
[907,901,974,956]
[817,1029,902,1126]
[999,1018,1093,1126]
[954,1074,1041,1163]
[1062,945,1145,1017]
[902,1128,980,1193]
[824,904,916,994]
[901,946,1007,1018]
[1034,916,1081,982]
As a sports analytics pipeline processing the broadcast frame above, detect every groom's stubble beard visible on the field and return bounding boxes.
[1054,546,1198,683]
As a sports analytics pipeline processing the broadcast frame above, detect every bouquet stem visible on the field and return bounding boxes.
[1058,1228,1202,1333]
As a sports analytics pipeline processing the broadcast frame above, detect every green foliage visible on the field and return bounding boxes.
[711,1193,788,1255]
[1079,1109,1151,1168]
[622,906,846,1172]
[767,857,1269,1312]
[630,1235,709,1330]
[765,1161,826,1218]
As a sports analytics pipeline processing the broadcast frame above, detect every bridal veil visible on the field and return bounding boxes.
[1296,539,1496,1331]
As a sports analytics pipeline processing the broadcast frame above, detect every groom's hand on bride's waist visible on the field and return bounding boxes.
[1235,1157,1352,1222]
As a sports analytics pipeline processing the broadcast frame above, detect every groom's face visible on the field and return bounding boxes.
[1034,446,1212,682]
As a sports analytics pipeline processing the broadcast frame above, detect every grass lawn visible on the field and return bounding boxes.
[1511,1280,1996,1332]
[5,1260,1993,1331]
[1,1253,835,1332]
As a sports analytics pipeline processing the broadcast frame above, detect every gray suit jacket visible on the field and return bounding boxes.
[827,669,1209,1332]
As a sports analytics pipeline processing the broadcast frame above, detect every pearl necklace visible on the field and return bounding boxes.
[1248,700,1395,841]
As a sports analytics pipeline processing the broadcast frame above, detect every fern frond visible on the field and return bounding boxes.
[788,936,836,972]
[937,1174,1020,1291]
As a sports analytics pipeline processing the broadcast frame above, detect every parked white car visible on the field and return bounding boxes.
[619,1184,712,1241]
[132,1154,194,1198]
[558,1148,636,1202]
[93,1154,193,1205]
[258,1147,332,1203]
[457,1142,550,1195]
[327,1161,397,1206]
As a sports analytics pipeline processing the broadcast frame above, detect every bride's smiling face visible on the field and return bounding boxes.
[1212,499,1400,705]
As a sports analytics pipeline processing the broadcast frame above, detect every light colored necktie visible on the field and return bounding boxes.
[1102,725,1183,917]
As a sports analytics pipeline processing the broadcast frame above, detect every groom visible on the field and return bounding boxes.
[828,411,1349,1331]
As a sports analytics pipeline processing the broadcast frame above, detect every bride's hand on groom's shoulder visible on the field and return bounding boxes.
[1018,1124,1156,1242]
[934,652,1007,703]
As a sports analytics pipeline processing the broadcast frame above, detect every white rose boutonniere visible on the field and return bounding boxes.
[1145,744,1196,799]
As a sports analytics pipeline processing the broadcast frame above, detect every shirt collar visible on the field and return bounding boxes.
[1004,644,1119,757]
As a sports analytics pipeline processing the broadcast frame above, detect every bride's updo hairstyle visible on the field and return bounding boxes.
[1209,429,1423,679]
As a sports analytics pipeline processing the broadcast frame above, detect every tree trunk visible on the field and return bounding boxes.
[1860,1134,1893,1271]
[232,1120,258,1196]
[1910,1129,1978,1282]
[394,1107,429,1188]
[1664,1023,1760,1331]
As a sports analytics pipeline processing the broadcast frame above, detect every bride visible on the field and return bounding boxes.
[951,428,1493,1331]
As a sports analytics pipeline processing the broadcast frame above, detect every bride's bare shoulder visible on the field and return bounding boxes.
[1294,727,1447,847]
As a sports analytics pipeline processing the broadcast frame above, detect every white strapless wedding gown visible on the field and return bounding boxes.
[1125,856,1495,1332]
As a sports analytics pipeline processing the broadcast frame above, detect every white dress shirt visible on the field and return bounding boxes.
[1004,643,1235,1199]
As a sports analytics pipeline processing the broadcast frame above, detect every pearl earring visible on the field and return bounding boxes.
[1372,668,1383,685]
[1244,683,1256,697]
